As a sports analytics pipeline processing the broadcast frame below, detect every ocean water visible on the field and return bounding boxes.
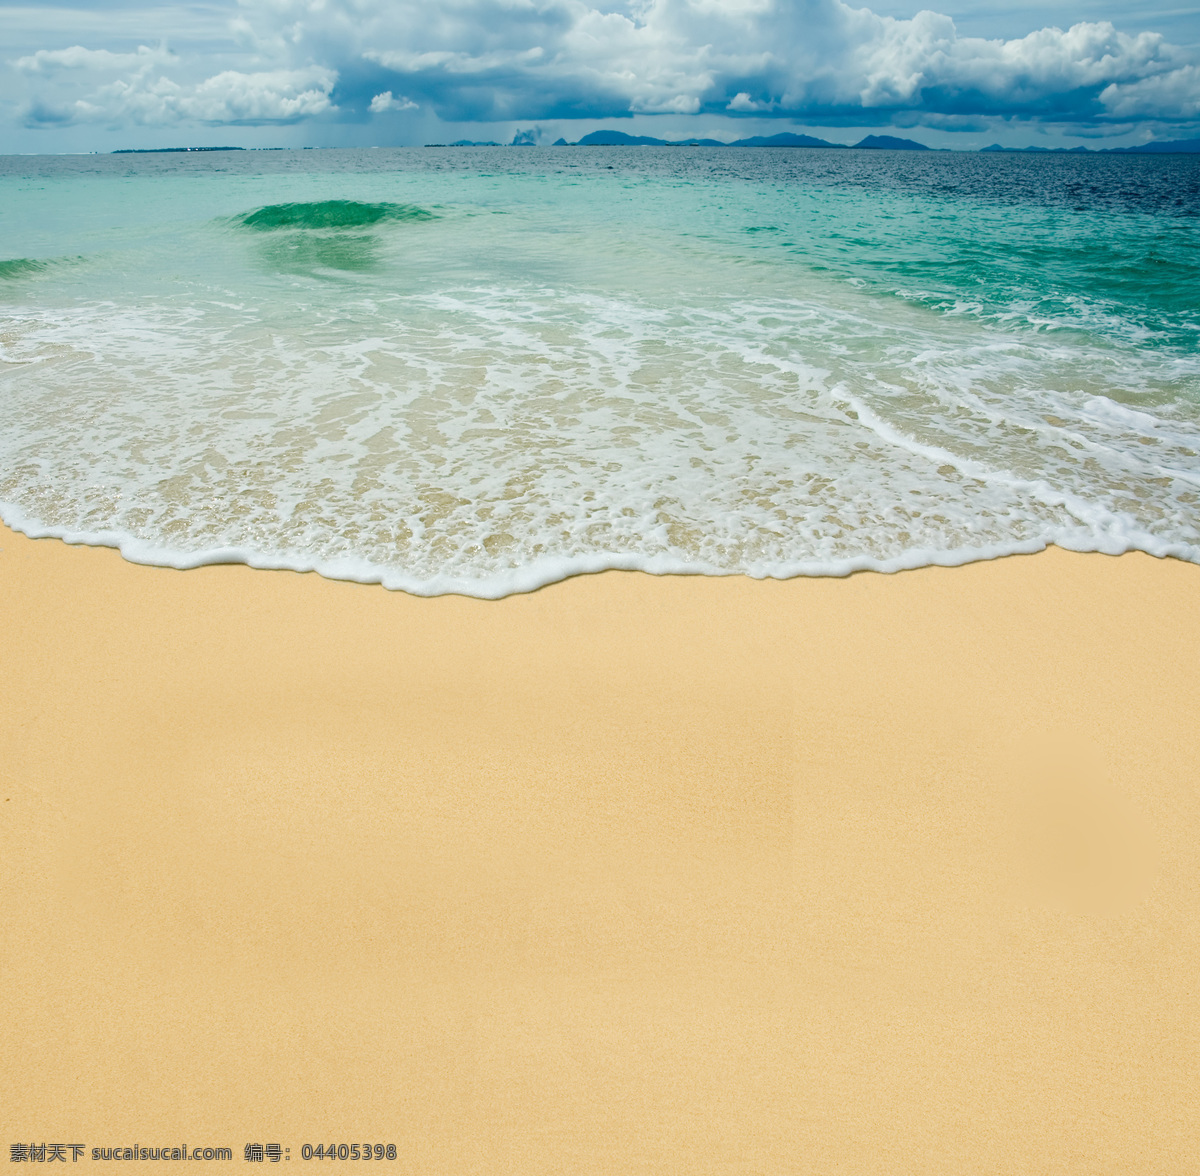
[1,146,1198,596]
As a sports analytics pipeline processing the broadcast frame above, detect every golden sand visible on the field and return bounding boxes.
[2,520,1198,1173]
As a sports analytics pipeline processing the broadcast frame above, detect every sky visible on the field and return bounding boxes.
[2,0,1199,153]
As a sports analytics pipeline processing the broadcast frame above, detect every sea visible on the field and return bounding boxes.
[1,146,1198,596]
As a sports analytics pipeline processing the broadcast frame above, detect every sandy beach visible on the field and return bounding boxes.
[2,519,1198,1173]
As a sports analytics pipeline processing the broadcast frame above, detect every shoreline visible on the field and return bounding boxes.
[3,521,1199,1173]
[4,501,1198,598]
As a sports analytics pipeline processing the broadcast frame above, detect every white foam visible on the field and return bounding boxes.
[2,278,1198,596]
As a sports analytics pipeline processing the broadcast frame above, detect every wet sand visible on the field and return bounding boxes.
[2,520,1198,1173]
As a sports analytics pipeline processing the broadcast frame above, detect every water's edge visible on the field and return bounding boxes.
[6,497,1194,597]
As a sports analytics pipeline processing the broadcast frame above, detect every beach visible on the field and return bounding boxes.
[3,519,1198,1173]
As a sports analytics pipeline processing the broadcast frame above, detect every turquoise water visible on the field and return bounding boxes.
[1,147,1198,594]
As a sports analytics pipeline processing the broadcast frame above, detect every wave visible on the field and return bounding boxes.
[1,492,1195,598]
[232,200,436,231]
[2,283,1197,597]
[0,258,49,280]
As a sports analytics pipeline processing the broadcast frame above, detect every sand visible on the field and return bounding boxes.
[2,519,1198,1173]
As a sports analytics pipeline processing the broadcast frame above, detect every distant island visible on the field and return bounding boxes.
[545,130,933,150]
[112,146,245,153]
[980,144,1088,154]
[553,131,1200,152]
[982,138,1200,154]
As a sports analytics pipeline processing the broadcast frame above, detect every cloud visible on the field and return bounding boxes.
[182,68,336,121]
[338,0,1198,126]
[14,44,174,74]
[727,91,772,112]
[1100,64,1200,119]
[369,90,418,112]
[22,66,336,126]
[7,0,1200,136]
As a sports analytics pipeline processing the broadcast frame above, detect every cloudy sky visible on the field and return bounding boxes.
[2,0,1198,152]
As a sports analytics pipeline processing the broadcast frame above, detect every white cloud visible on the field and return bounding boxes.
[633,92,702,113]
[14,44,173,74]
[727,91,770,111]
[369,89,418,112]
[793,11,1176,114]
[24,66,336,126]
[182,68,336,121]
[1100,64,1200,119]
